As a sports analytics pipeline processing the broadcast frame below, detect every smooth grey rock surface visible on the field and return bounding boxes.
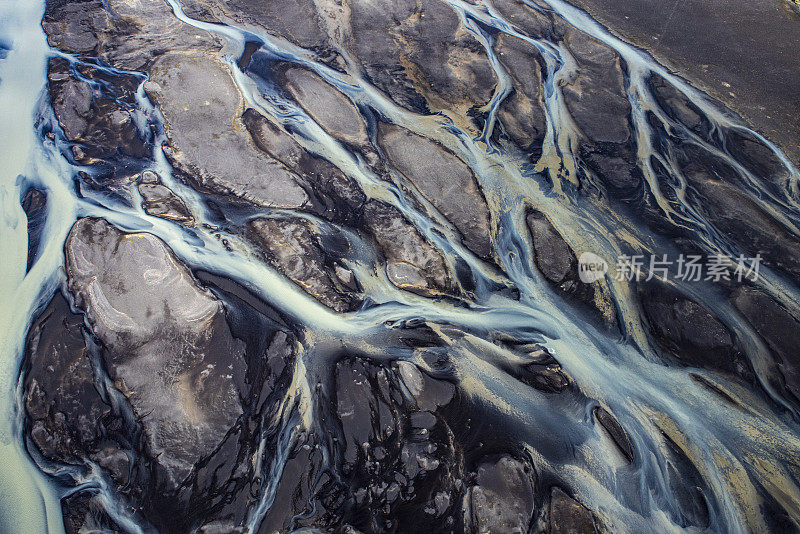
[148,53,309,209]
[65,217,245,486]
[137,174,194,224]
[363,200,451,295]
[549,487,597,534]
[495,33,547,151]
[468,456,536,534]
[379,123,493,258]
[281,66,368,146]
[249,216,358,312]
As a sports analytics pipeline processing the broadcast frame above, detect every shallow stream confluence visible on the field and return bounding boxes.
[1,0,800,532]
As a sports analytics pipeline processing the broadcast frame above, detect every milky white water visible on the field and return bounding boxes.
[2,0,800,531]
[0,0,75,532]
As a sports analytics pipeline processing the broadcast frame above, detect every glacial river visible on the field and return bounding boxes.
[2,0,800,532]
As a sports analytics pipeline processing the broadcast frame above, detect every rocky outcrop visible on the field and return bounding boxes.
[640,283,740,372]
[563,0,800,167]
[26,218,300,532]
[731,287,800,401]
[493,0,561,40]
[527,209,579,290]
[561,29,640,194]
[593,406,635,463]
[258,355,462,533]
[220,0,339,65]
[347,0,496,123]
[495,33,548,153]
[61,493,123,534]
[466,456,537,534]
[25,293,109,463]
[491,337,572,394]
[724,129,791,187]
[146,53,309,209]
[137,171,194,224]
[549,487,598,534]
[279,65,368,146]
[241,108,366,225]
[362,200,452,296]
[30,0,800,531]
[65,217,245,486]
[379,123,493,259]
[563,30,631,145]
[22,188,47,273]
[48,57,147,165]
[680,149,800,283]
[43,0,221,71]
[525,209,613,326]
[648,73,711,138]
[249,216,360,312]
[41,0,110,55]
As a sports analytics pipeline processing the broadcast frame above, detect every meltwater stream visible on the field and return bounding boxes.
[2,0,800,532]
[0,0,78,532]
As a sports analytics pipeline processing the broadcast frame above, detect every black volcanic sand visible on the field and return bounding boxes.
[18,0,800,532]
[564,0,800,165]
